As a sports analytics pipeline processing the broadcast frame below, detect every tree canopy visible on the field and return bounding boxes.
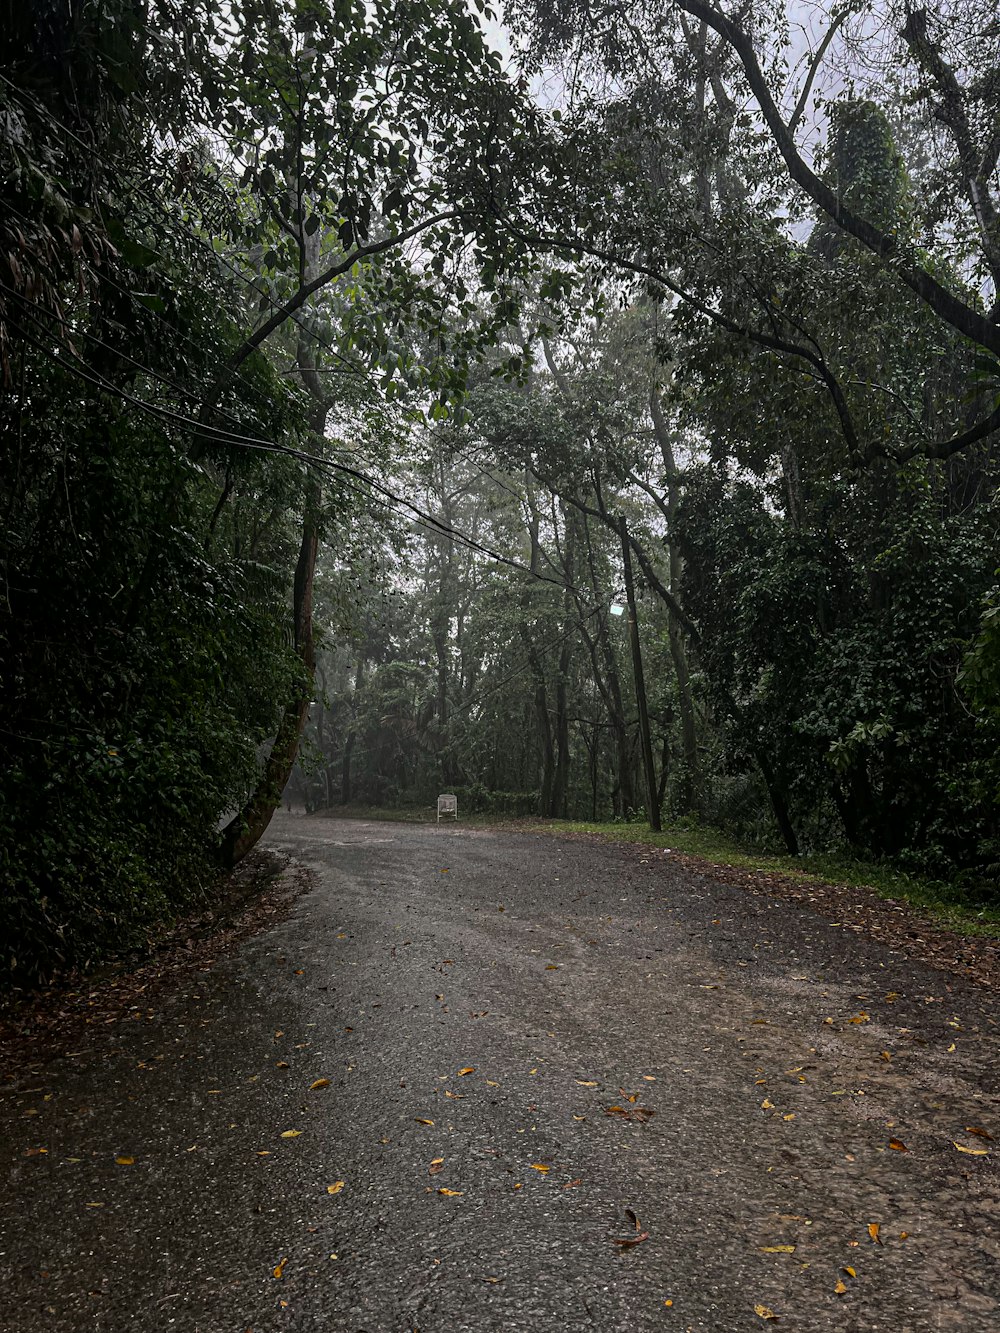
[3,0,998,985]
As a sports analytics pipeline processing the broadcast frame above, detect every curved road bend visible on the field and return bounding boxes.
[1,813,998,1331]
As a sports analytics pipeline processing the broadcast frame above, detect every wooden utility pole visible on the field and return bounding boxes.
[619,515,661,832]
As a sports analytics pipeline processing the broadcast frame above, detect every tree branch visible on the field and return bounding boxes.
[677,0,1000,357]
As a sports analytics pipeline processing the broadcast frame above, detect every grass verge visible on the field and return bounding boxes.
[539,819,1000,938]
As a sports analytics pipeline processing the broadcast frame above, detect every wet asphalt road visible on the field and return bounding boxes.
[2,813,999,1333]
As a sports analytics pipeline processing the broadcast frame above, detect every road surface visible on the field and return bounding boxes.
[1,814,998,1331]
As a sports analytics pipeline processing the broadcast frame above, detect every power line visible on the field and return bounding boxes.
[5,310,585,594]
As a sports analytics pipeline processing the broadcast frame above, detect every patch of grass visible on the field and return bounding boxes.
[300,802,508,827]
[539,819,1000,938]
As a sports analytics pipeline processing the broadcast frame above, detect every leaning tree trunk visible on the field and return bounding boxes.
[219,474,320,867]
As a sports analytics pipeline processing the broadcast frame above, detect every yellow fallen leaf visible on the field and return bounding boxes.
[761,1099,774,1110]
[529,1067,538,1074]
[486,1080,499,1087]
[572,1115,585,1121]
[754,1305,778,1320]
[415,1118,434,1126]
[273,1257,287,1279]
[327,1181,345,1195]
[280,1130,302,1138]
[546,964,560,970]
[760,1245,795,1253]
[310,1078,331,1090]
[834,1280,847,1295]
[457,1067,475,1076]
[329,1253,338,1260]
[437,1188,462,1196]
[880,1051,892,1061]
[782,1113,796,1121]
[576,1080,598,1087]
[529,1163,550,1172]
[954,1142,988,1155]
[947,1042,956,1052]
[257,1151,271,1156]
[664,1299,673,1307]
[276,1061,289,1068]
[115,1156,135,1165]
[848,1012,870,1024]
[899,1231,909,1240]
[444,1090,464,1099]
[643,1075,656,1082]
[430,1157,445,1166]
[868,1223,882,1245]
[842,1267,856,1278]
[85,1202,104,1208]
[888,1140,908,1151]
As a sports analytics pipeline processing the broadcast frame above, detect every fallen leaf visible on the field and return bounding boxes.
[842,1267,856,1278]
[848,1012,870,1025]
[437,1188,463,1196]
[888,1140,908,1152]
[280,1130,302,1139]
[965,1126,993,1140]
[115,1156,135,1165]
[85,1202,104,1208]
[24,1148,47,1157]
[643,1075,656,1082]
[576,1080,598,1087]
[415,1119,434,1126]
[899,1231,909,1240]
[753,1305,778,1320]
[545,964,560,970]
[625,1208,640,1231]
[326,1181,345,1195]
[444,1090,463,1100]
[606,1105,628,1116]
[664,1299,673,1307]
[761,1099,774,1110]
[880,1051,892,1062]
[429,1163,444,1176]
[572,1114,585,1121]
[954,1142,989,1156]
[529,1163,550,1172]
[947,1043,956,1052]
[276,1061,289,1069]
[457,1067,475,1076]
[294,969,304,975]
[612,1231,649,1247]
[310,1078,331,1091]
[834,1280,847,1295]
[273,1257,287,1279]
[868,1224,882,1245]
[564,1178,582,1188]
[760,1246,795,1254]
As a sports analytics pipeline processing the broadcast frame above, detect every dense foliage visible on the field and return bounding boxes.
[4,0,999,985]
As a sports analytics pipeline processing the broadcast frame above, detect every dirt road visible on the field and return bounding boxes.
[2,814,998,1331]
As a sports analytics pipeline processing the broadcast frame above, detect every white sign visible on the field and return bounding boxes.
[437,793,458,822]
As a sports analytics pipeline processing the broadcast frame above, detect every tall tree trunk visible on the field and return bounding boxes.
[650,387,703,815]
[219,473,320,867]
